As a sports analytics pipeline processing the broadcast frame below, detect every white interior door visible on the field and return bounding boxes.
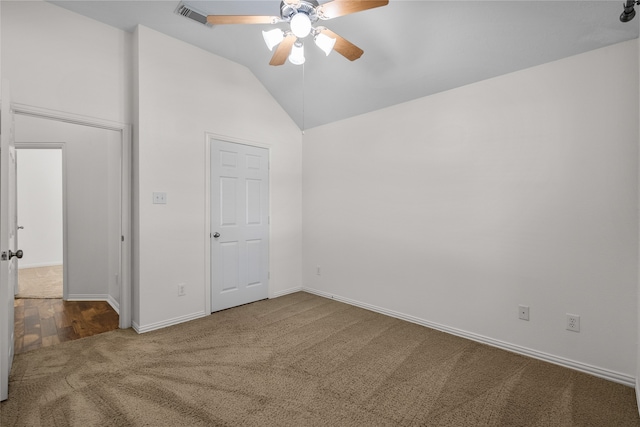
[1,80,18,401]
[211,139,269,312]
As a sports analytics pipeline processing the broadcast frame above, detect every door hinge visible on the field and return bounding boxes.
[121,235,124,242]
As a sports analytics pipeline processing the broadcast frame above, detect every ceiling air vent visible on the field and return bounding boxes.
[175,2,212,27]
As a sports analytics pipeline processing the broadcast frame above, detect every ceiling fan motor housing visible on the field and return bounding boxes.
[280,0,320,24]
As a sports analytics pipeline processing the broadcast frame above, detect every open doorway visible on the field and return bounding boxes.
[9,107,131,353]
[13,141,121,353]
[15,147,64,300]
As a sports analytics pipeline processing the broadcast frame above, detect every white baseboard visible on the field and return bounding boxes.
[107,295,120,315]
[271,286,302,298]
[132,311,207,334]
[636,377,640,415]
[18,262,62,270]
[131,287,302,334]
[302,287,635,388]
[66,293,120,315]
[66,294,109,301]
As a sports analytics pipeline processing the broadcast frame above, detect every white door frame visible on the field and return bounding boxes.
[13,104,132,329]
[1,80,16,401]
[14,143,68,299]
[204,132,271,315]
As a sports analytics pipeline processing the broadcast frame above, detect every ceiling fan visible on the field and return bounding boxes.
[206,0,389,66]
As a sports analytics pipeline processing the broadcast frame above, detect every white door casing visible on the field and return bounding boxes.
[0,80,17,401]
[210,139,269,312]
[13,150,18,298]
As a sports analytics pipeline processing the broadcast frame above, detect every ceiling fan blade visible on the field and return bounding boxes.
[320,28,363,61]
[317,0,389,20]
[269,34,296,66]
[206,15,280,25]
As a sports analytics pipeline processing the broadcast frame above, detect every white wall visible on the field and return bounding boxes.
[16,149,63,268]
[1,0,131,124]
[303,40,639,381]
[133,26,302,331]
[107,134,121,307]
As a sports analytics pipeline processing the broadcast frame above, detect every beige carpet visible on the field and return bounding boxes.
[16,265,63,299]
[1,292,639,426]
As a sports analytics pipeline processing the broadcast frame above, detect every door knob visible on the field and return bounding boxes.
[213,232,220,238]
[9,249,23,259]
[17,226,24,230]
[1,249,23,261]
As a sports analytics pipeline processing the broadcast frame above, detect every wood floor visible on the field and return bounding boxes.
[14,298,119,355]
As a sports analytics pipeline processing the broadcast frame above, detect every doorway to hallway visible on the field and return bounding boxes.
[15,147,64,300]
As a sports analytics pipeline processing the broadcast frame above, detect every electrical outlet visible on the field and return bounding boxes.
[178,283,186,296]
[316,266,321,276]
[518,305,529,321]
[153,192,167,204]
[566,314,580,332]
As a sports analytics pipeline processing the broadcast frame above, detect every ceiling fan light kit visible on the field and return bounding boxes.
[290,13,312,38]
[262,28,285,51]
[207,0,389,66]
[314,31,337,56]
[289,41,306,65]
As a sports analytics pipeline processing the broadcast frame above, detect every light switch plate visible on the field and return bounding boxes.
[153,192,167,204]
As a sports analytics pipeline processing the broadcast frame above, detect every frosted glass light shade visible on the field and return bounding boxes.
[290,13,311,38]
[262,28,284,51]
[288,42,305,65]
[314,32,336,56]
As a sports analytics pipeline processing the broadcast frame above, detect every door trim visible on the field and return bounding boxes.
[13,103,132,329]
[1,79,16,401]
[15,143,68,300]
[204,132,271,315]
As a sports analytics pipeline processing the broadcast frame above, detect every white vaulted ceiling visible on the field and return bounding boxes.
[48,1,639,130]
